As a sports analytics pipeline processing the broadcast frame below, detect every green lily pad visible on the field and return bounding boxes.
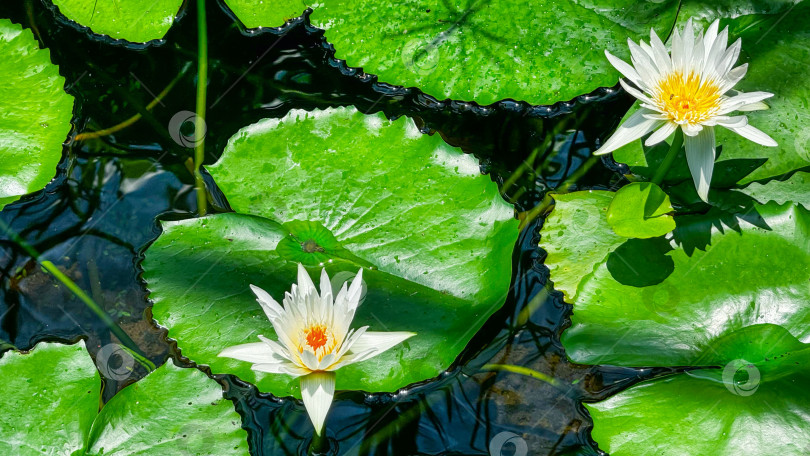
[740,171,810,209]
[224,0,679,105]
[0,19,73,211]
[223,0,307,28]
[208,107,517,304]
[143,107,518,397]
[540,192,810,366]
[0,341,99,455]
[588,324,810,456]
[0,341,249,455]
[606,182,675,238]
[51,0,183,42]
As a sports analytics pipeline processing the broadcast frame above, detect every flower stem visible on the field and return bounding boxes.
[309,431,330,455]
[0,218,155,372]
[651,128,684,186]
[194,0,208,216]
[481,363,560,387]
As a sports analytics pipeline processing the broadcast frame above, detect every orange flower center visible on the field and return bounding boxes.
[653,71,722,124]
[305,324,329,350]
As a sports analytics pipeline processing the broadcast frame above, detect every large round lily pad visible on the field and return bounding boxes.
[51,0,183,42]
[143,107,518,397]
[541,193,810,366]
[0,19,73,211]
[224,0,679,106]
[0,341,249,455]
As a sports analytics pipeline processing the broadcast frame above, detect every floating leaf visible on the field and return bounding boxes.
[606,182,675,238]
[51,0,182,42]
[540,193,810,367]
[740,171,810,209]
[588,324,810,456]
[0,341,99,455]
[224,0,679,105]
[0,19,73,211]
[144,107,518,397]
[0,341,249,455]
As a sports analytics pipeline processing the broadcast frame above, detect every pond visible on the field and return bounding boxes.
[1,1,808,456]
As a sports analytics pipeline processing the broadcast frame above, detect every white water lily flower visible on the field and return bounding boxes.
[595,18,777,201]
[218,264,415,435]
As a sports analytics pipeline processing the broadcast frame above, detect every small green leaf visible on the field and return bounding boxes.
[51,0,183,42]
[607,183,676,238]
[0,19,73,211]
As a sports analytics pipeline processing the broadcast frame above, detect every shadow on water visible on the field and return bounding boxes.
[0,0,677,454]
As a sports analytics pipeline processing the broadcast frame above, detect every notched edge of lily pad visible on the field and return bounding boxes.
[44,0,176,47]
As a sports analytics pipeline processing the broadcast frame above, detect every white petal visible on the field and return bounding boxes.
[680,19,695,70]
[685,127,717,202]
[250,284,285,322]
[703,20,720,57]
[719,91,774,114]
[593,109,663,156]
[347,331,416,355]
[671,26,683,70]
[649,28,672,73]
[628,39,660,83]
[720,64,748,92]
[715,38,741,78]
[319,268,333,308]
[705,26,730,76]
[328,348,378,370]
[346,268,364,312]
[257,334,293,360]
[714,116,748,129]
[218,343,277,364]
[645,121,677,146]
[605,50,645,89]
[726,123,778,147]
[682,123,703,136]
[300,349,320,371]
[300,371,336,436]
[297,263,317,298]
[736,101,769,112]
[252,362,309,378]
[619,79,655,106]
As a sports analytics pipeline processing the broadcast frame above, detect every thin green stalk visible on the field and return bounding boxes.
[481,363,560,387]
[0,219,154,371]
[195,0,209,216]
[652,128,684,186]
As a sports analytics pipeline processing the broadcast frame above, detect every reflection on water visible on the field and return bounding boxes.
[0,1,674,454]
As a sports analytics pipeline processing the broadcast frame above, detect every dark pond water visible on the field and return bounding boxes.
[0,1,681,454]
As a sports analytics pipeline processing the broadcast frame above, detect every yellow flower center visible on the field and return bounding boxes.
[305,324,329,351]
[653,71,722,124]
